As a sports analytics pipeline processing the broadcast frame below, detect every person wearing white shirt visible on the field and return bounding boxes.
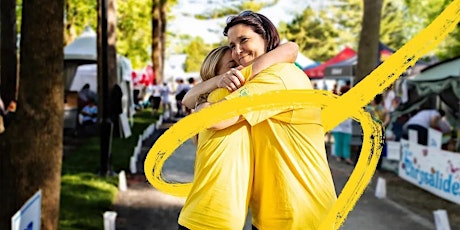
[403,109,447,145]
[383,87,396,112]
[160,82,172,118]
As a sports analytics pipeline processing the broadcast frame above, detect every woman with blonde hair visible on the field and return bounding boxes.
[183,11,337,229]
[178,42,298,230]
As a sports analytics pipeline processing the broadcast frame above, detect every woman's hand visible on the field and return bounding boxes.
[217,66,245,92]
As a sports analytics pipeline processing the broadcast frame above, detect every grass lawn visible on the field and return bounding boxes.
[59,110,157,229]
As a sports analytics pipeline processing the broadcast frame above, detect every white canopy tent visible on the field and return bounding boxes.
[64,26,97,61]
[63,26,135,130]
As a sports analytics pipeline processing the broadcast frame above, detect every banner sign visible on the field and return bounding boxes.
[12,190,42,230]
[399,140,460,205]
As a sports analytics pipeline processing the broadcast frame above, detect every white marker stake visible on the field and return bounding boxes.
[433,209,451,230]
[118,170,127,191]
[375,177,386,199]
[129,156,137,174]
[103,211,117,230]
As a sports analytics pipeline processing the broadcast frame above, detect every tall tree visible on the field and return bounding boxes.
[355,0,383,84]
[0,0,64,229]
[0,0,18,105]
[159,0,168,84]
[107,0,118,90]
[152,0,162,84]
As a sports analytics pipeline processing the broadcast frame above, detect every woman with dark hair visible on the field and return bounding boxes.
[221,11,336,230]
[181,11,337,230]
[181,11,281,108]
[178,44,299,230]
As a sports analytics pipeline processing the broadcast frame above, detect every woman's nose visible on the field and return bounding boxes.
[234,44,243,54]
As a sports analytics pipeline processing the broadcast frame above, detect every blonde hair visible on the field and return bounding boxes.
[200,46,231,81]
[196,46,231,105]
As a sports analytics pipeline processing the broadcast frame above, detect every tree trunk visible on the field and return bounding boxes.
[152,0,162,84]
[159,0,168,85]
[107,0,117,90]
[0,0,18,105]
[355,0,383,84]
[0,0,64,229]
[97,0,118,118]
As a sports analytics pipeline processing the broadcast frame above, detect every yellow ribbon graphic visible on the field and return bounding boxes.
[145,1,460,228]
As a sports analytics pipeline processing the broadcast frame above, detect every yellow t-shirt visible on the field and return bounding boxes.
[225,63,337,230]
[178,66,253,230]
[207,65,253,103]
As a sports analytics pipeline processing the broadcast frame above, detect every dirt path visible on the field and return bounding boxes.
[114,175,185,230]
[107,119,459,229]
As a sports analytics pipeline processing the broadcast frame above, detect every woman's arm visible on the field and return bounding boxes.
[182,42,299,110]
[208,42,299,130]
[250,41,298,81]
[182,76,226,109]
[191,102,211,145]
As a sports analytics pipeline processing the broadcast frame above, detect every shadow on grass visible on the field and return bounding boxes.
[59,110,157,229]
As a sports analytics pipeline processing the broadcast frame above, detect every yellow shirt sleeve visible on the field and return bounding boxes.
[224,63,319,126]
[207,65,252,103]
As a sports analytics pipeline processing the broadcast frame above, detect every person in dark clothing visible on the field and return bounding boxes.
[110,84,123,137]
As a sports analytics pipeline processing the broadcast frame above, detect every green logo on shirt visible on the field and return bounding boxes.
[239,88,249,97]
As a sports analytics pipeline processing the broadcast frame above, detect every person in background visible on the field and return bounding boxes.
[78,83,97,111]
[110,84,123,137]
[339,80,351,95]
[78,97,98,136]
[332,85,353,165]
[160,82,172,119]
[365,94,390,170]
[0,93,16,134]
[174,78,190,117]
[403,109,448,145]
[185,78,197,115]
[149,82,162,117]
[383,84,397,113]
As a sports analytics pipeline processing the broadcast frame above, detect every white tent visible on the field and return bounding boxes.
[280,39,315,68]
[64,26,97,61]
[63,26,135,130]
[295,52,316,69]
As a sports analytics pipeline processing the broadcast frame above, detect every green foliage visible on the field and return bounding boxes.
[16,0,23,33]
[194,0,277,19]
[279,0,416,61]
[328,0,363,50]
[404,0,460,60]
[64,0,153,69]
[65,0,98,42]
[117,0,152,69]
[379,1,406,50]
[59,110,157,229]
[184,37,211,72]
[280,7,340,62]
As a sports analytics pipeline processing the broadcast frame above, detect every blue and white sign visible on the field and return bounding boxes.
[399,140,460,205]
[11,190,42,230]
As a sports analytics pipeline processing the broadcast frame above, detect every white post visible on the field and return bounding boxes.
[433,209,451,230]
[118,170,128,191]
[129,156,137,174]
[103,211,117,230]
[375,177,386,199]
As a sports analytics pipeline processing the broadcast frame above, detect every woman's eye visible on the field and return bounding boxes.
[241,37,248,43]
[229,44,235,49]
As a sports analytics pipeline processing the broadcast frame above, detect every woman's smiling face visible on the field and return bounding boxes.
[227,24,267,67]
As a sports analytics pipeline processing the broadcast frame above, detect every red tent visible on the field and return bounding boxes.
[303,47,356,79]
